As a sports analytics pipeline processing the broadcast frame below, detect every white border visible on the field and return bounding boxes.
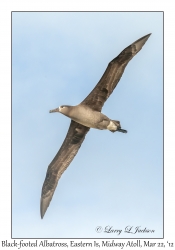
[0,0,174,248]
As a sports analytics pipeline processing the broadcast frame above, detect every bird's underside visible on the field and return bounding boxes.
[40,33,151,218]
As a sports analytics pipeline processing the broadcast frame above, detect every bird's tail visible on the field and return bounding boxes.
[109,120,127,133]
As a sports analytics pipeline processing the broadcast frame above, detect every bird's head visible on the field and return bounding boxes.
[49,105,71,115]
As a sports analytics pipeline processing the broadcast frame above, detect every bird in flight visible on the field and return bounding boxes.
[40,33,151,218]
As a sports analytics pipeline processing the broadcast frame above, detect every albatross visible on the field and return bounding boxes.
[40,33,151,218]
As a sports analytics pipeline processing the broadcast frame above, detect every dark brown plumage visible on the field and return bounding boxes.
[40,33,151,218]
[41,121,89,218]
[81,34,151,112]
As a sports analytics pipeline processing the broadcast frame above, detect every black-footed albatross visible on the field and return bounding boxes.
[40,33,151,218]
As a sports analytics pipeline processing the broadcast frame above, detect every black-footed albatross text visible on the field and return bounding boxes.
[40,33,151,218]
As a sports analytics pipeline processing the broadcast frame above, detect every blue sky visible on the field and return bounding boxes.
[12,12,163,238]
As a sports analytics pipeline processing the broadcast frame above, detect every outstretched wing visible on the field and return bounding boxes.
[40,120,90,218]
[81,33,151,112]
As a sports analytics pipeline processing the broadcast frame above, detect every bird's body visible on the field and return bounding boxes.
[40,33,151,218]
[50,105,125,132]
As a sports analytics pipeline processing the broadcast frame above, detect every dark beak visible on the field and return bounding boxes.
[49,108,60,113]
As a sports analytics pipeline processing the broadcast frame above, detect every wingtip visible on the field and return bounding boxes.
[130,33,151,53]
[40,197,48,219]
[144,33,152,39]
[40,205,45,219]
[40,203,45,219]
[136,33,152,43]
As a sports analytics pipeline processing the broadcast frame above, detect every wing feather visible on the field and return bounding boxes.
[40,120,90,218]
[81,33,151,111]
